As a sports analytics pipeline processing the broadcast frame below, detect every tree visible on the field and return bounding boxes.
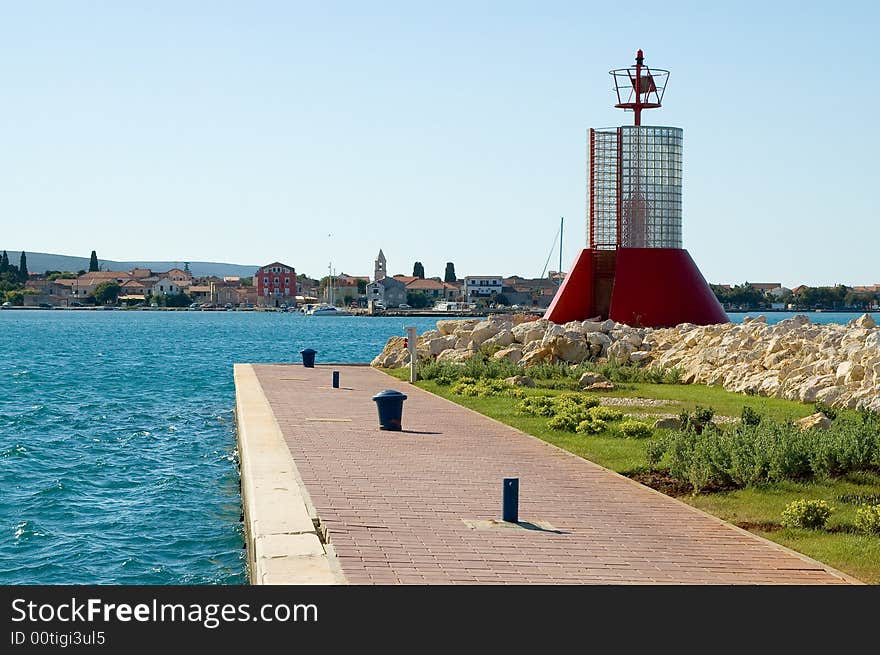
[164,292,192,308]
[494,293,510,306]
[444,262,456,283]
[94,281,120,304]
[406,291,430,309]
[412,262,425,279]
[357,279,367,294]
[0,251,8,274]
[18,251,28,282]
[89,251,99,272]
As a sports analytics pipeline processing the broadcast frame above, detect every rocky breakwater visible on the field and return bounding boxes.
[645,314,880,412]
[370,315,654,369]
[371,313,880,413]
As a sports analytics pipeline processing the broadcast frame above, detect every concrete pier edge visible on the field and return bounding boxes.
[234,363,344,585]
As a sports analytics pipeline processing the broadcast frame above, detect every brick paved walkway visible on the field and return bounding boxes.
[251,364,854,584]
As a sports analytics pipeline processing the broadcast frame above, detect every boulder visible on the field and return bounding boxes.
[629,351,652,364]
[504,375,535,387]
[512,321,546,345]
[849,313,877,329]
[493,346,523,364]
[794,412,832,431]
[470,320,501,346]
[519,347,553,367]
[583,381,615,391]
[540,323,566,347]
[436,348,477,364]
[484,329,514,349]
[581,321,603,333]
[426,335,457,357]
[607,340,636,363]
[586,332,612,348]
[653,417,682,430]
[551,332,591,363]
[578,372,608,387]
[370,336,408,368]
[436,320,458,336]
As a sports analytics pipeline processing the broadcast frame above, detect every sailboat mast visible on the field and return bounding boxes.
[558,216,564,286]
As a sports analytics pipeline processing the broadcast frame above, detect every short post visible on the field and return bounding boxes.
[405,325,418,383]
[332,370,339,388]
[502,478,519,523]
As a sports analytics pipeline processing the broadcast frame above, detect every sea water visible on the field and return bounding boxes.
[0,310,439,584]
[1,309,876,584]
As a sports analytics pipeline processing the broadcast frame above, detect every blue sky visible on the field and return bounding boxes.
[2,1,877,286]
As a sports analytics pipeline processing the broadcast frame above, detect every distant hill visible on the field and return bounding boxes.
[1,251,261,278]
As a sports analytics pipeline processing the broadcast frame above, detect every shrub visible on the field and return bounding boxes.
[679,406,715,434]
[516,396,557,417]
[740,406,762,427]
[617,420,652,439]
[576,418,608,434]
[450,378,523,398]
[854,505,880,535]
[663,367,683,385]
[588,406,624,422]
[556,393,600,410]
[781,499,833,530]
[646,438,667,470]
[549,411,586,432]
[814,401,838,421]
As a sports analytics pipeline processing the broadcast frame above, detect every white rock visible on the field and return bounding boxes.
[578,372,607,387]
[607,340,636,363]
[436,348,477,363]
[484,329,514,349]
[552,333,591,363]
[849,313,877,329]
[512,321,546,344]
[794,413,832,431]
[427,335,457,356]
[493,347,523,364]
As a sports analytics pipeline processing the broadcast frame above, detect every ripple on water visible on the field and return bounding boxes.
[0,310,442,584]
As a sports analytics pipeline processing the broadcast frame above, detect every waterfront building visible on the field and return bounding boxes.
[150,278,182,297]
[463,276,503,303]
[255,262,296,307]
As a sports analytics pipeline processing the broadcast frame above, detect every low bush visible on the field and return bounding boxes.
[588,406,624,422]
[854,505,880,535]
[617,420,652,439]
[516,396,557,417]
[679,406,716,434]
[741,406,762,427]
[651,414,880,492]
[781,499,833,530]
[450,378,524,398]
[814,401,838,421]
[576,417,608,434]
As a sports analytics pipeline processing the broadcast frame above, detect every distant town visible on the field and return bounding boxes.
[0,249,878,313]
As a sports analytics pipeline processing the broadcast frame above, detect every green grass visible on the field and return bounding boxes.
[384,367,880,583]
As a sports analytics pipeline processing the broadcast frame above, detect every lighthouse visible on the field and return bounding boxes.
[545,50,727,328]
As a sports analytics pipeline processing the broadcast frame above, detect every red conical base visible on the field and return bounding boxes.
[544,248,728,328]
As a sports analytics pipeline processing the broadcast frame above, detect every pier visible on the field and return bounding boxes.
[234,363,857,585]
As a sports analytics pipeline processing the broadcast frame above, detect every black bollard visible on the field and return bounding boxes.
[502,478,519,523]
[332,370,339,388]
[300,348,317,368]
